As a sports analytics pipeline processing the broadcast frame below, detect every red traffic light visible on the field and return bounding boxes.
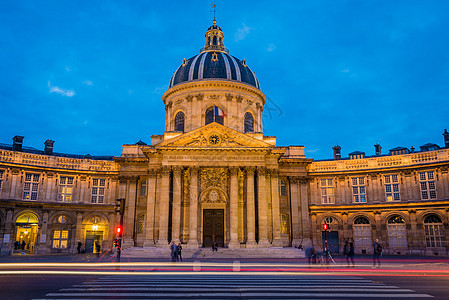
[322,223,329,231]
[116,226,122,234]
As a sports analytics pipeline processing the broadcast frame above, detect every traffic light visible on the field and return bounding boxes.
[115,198,125,215]
[113,239,119,248]
[322,223,329,231]
[116,226,123,236]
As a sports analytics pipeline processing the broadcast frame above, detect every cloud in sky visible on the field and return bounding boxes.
[48,82,75,97]
[234,23,252,42]
[266,43,276,52]
[83,80,93,86]
[341,69,350,73]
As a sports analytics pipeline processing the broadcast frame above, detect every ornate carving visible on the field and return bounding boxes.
[290,176,300,184]
[257,167,267,176]
[236,95,243,103]
[268,168,279,177]
[201,188,226,203]
[299,176,310,184]
[161,166,171,174]
[408,209,417,214]
[186,95,193,102]
[225,93,233,101]
[172,166,183,175]
[221,134,244,147]
[183,168,190,202]
[196,93,204,101]
[185,133,208,146]
[229,167,239,176]
[208,95,220,100]
[370,174,378,180]
[200,168,228,192]
[246,166,256,176]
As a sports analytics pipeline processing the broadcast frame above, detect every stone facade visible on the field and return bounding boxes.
[0,20,448,256]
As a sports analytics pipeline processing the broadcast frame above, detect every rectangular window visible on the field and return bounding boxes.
[58,176,74,202]
[0,170,4,190]
[52,230,69,249]
[351,177,366,203]
[320,178,334,204]
[385,174,400,202]
[91,178,106,204]
[279,180,286,196]
[419,171,437,200]
[23,173,40,201]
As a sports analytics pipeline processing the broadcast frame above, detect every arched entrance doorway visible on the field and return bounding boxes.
[15,212,39,253]
[83,215,107,253]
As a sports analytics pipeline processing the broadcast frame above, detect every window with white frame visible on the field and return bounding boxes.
[419,171,437,200]
[320,178,334,204]
[52,230,69,249]
[91,178,105,204]
[351,177,366,203]
[140,180,148,196]
[23,173,40,201]
[353,216,372,248]
[279,179,286,196]
[58,176,73,202]
[0,170,4,190]
[387,215,408,248]
[424,214,444,248]
[384,174,400,201]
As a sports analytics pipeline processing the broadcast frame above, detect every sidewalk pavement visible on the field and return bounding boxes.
[1,251,448,271]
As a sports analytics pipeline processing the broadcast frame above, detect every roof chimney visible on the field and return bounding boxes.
[12,136,24,152]
[332,145,341,160]
[443,129,449,148]
[44,140,54,155]
[374,143,382,155]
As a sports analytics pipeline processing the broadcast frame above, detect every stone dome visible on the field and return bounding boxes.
[168,21,260,89]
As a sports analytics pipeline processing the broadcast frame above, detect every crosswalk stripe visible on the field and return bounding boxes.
[36,275,433,299]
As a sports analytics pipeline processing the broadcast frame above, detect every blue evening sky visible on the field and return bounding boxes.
[1,1,448,160]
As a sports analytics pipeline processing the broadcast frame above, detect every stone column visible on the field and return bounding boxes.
[257,167,269,246]
[157,167,170,246]
[238,169,245,243]
[270,169,282,247]
[374,211,382,252]
[408,209,419,252]
[187,167,199,248]
[171,167,182,244]
[299,177,312,247]
[37,211,49,254]
[246,167,257,247]
[122,177,137,248]
[289,177,301,246]
[3,209,14,255]
[143,170,157,247]
[228,167,239,248]
[74,211,83,250]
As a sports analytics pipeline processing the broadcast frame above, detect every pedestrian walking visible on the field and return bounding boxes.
[348,242,355,267]
[177,243,183,262]
[170,242,177,262]
[77,242,82,254]
[213,241,218,252]
[95,242,101,257]
[373,238,382,268]
[344,241,350,267]
[305,245,316,266]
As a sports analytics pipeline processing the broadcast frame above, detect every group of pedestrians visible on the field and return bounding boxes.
[170,242,183,262]
[305,238,383,268]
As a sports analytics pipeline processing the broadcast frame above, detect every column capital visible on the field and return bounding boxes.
[148,168,160,176]
[189,166,199,175]
[245,166,256,176]
[118,175,138,183]
[229,167,239,176]
[257,166,267,176]
[289,176,300,184]
[161,166,171,174]
[172,166,183,175]
[268,168,279,177]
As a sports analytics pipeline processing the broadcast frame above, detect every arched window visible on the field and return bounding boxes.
[140,180,147,196]
[175,112,185,132]
[244,112,254,133]
[387,215,407,248]
[424,214,444,248]
[278,179,286,196]
[205,106,224,125]
[212,35,217,45]
[353,216,371,249]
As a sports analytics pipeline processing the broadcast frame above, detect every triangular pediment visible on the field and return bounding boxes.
[156,123,273,149]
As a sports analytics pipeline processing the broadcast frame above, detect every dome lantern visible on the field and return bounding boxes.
[203,19,226,53]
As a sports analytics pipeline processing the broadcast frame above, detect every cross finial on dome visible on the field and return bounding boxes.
[210,2,217,23]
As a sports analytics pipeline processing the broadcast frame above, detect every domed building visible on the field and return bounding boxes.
[0,19,448,256]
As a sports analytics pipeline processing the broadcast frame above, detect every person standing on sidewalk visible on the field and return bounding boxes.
[344,241,350,267]
[77,242,82,254]
[177,243,183,262]
[349,241,355,267]
[373,238,382,268]
[170,242,177,262]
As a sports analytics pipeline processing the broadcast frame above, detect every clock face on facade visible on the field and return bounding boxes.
[209,134,220,145]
